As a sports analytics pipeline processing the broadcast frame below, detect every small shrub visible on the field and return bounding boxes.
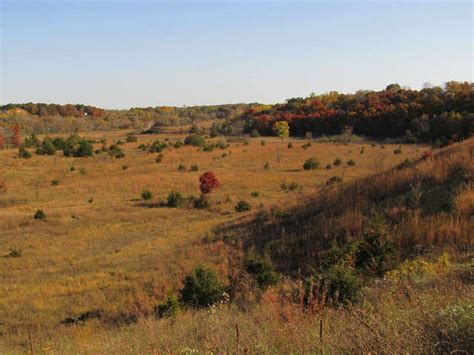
[250,191,259,198]
[184,134,206,147]
[51,179,60,186]
[355,220,394,276]
[244,252,279,289]
[288,182,300,191]
[88,198,94,203]
[70,166,75,171]
[173,140,184,149]
[149,140,166,153]
[333,157,342,166]
[190,165,199,172]
[8,247,22,258]
[263,162,271,170]
[397,158,414,170]
[393,147,402,155]
[179,266,225,308]
[199,172,221,194]
[34,209,46,220]
[303,158,320,170]
[243,140,249,146]
[326,164,332,169]
[327,175,343,185]
[18,147,32,159]
[322,264,361,304]
[260,140,266,146]
[155,292,180,318]
[178,164,187,171]
[359,147,365,154]
[141,189,153,201]
[126,134,138,143]
[122,165,128,171]
[347,159,356,166]
[36,137,57,156]
[79,168,87,176]
[287,142,293,149]
[235,200,251,212]
[109,144,125,159]
[155,154,163,163]
[250,129,260,138]
[167,191,183,208]
[193,194,210,209]
[203,144,215,152]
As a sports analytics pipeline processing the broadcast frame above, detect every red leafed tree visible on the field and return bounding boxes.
[10,126,21,148]
[0,134,5,149]
[199,172,221,194]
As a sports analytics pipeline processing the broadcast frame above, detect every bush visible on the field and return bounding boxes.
[260,140,266,146]
[173,140,184,149]
[397,158,414,170]
[250,191,259,198]
[122,165,128,171]
[303,158,320,170]
[155,154,163,163]
[51,179,60,186]
[322,264,361,305]
[63,136,93,158]
[193,194,210,209]
[179,266,225,308]
[287,142,293,149]
[244,252,279,289]
[199,172,221,194]
[326,175,343,185]
[126,134,137,143]
[8,247,22,258]
[155,292,180,318]
[190,165,199,172]
[34,209,46,220]
[393,147,402,155]
[235,200,251,212]
[109,144,125,159]
[347,159,356,166]
[178,164,187,171]
[203,144,215,152]
[149,140,166,153]
[184,134,206,147]
[333,157,342,166]
[250,129,260,138]
[36,137,57,156]
[141,189,153,201]
[18,147,32,159]
[355,220,394,276]
[326,164,332,169]
[167,191,183,208]
[23,134,40,148]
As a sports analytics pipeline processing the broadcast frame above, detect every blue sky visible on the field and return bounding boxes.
[1,1,472,108]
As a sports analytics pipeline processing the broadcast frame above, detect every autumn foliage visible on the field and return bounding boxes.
[10,126,21,148]
[199,172,221,194]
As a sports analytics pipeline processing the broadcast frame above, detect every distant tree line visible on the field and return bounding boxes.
[0,103,255,135]
[230,81,473,143]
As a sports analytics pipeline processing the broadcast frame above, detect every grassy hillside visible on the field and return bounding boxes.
[0,133,472,353]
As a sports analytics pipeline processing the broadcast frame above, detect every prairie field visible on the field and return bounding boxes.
[0,130,425,348]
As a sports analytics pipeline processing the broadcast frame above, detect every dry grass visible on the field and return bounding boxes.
[3,253,472,354]
[0,130,424,348]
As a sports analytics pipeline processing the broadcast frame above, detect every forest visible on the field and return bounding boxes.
[1,82,472,145]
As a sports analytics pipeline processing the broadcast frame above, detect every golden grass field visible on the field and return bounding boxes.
[0,130,427,348]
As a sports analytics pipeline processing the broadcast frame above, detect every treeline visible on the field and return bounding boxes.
[0,103,255,134]
[231,81,473,142]
[0,103,105,117]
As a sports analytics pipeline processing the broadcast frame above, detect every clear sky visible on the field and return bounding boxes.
[0,0,472,109]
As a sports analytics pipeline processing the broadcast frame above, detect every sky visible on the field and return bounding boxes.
[0,0,472,109]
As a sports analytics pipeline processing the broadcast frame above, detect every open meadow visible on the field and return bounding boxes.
[0,130,424,348]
